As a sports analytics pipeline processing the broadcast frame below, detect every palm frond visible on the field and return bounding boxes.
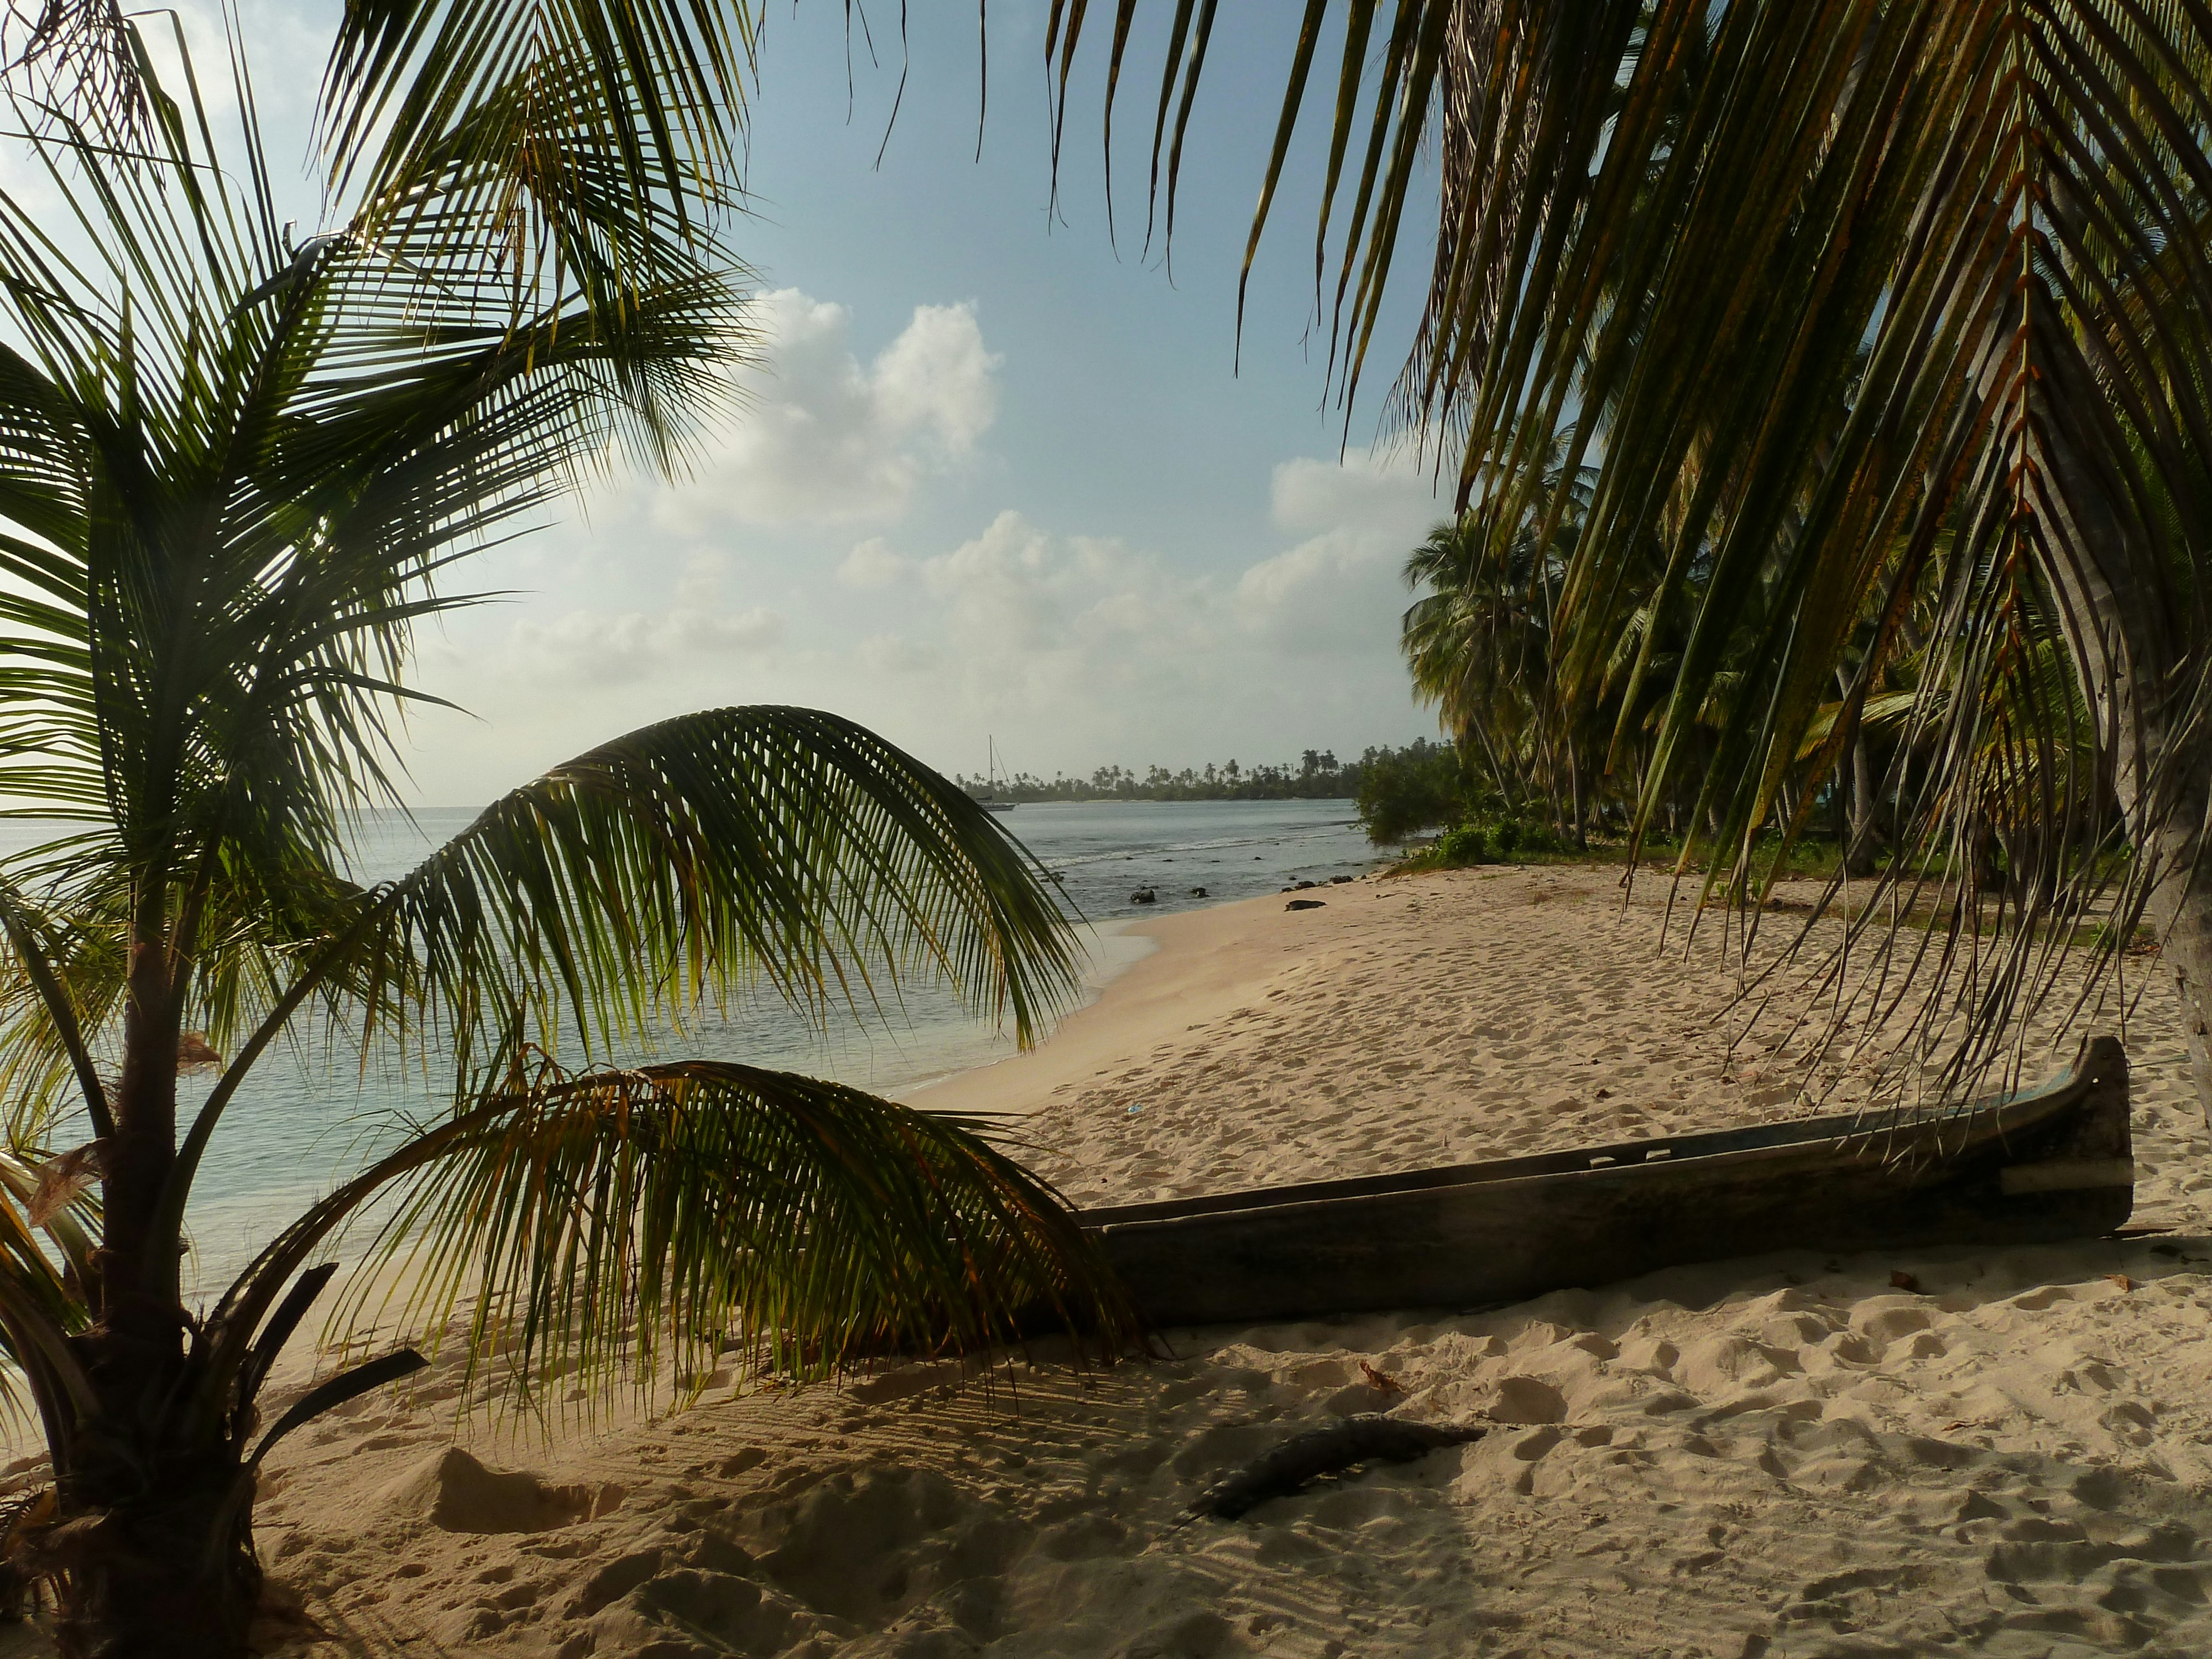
[321,0,759,317]
[148,705,1082,1292]
[0,6,749,895]
[357,704,1084,1065]
[0,0,146,148]
[207,1056,1132,1424]
[1087,0,2212,1100]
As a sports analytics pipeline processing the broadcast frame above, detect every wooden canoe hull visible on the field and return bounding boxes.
[1081,1036,2132,1328]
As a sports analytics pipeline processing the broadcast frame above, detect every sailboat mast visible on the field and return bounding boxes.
[983,735,1015,812]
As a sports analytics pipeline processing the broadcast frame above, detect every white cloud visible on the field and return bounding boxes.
[401,448,1442,804]
[655,289,1001,529]
[869,303,1000,455]
[1269,447,1447,539]
[859,632,942,675]
[838,536,909,589]
[829,457,1435,757]
[919,513,1201,659]
[675,549,731,606]
[1234,526,1410,654]
[506,606,785,687]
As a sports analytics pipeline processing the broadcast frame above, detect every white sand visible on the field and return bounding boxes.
[8,865,2212,1657]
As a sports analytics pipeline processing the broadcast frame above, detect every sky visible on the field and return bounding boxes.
[65,3,1455,806]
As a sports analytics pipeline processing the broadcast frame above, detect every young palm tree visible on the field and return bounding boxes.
[1035,1,2212,1115]
[0,14,1127,1656]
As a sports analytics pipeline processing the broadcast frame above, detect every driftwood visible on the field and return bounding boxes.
[1188,1414,1488,1520]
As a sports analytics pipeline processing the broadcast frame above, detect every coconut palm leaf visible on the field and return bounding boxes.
[0,9,1130,1646]
[0,15,746,885]
[195,1056,1129,1434]
[144,705,1084,1288]
[319,0,758,319]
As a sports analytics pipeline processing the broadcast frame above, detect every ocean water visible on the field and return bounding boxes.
[0,799,1378,1293]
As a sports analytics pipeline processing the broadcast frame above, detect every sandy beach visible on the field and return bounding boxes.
[16,864,2212,1657]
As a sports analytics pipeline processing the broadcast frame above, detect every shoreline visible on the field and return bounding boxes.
[898,885,1306,1119]
[19,864,2212,1657]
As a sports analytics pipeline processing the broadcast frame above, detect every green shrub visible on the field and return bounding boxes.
[1433,823,1491,867]
[1512,818,1561,854]
[1356,739,1470,842]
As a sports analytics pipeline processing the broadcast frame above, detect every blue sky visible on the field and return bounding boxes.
[140,4,1454,804]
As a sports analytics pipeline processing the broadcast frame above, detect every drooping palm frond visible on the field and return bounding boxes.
[0,1140,102,1446]
[0,1,144,147]
[1473,3,2212,1097]
[359,706,1082,1055]
[1045,1,2212,1102]
[144,705,1085,1290]
[200,1056,1132,1431]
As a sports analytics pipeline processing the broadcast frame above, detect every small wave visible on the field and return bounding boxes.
[1040,824,1361,867]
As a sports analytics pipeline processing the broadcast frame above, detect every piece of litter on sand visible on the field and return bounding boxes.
[1359,1360,1403,1394]
[2110,1273,2136,1291]
[1126,1104,1142,1115]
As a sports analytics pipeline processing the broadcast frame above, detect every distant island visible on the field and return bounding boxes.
[954,741,1447,806]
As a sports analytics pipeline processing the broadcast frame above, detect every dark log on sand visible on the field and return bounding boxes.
[1189,1415,1488,1520]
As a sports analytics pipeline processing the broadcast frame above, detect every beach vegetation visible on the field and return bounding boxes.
[1354,739,1484,842]
[0,7,1129,1654]
[1432,824,1491,868]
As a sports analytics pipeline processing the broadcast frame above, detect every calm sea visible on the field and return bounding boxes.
[0,799,1378,1293]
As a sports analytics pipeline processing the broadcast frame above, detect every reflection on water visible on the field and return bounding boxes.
[0,799,1380,1293]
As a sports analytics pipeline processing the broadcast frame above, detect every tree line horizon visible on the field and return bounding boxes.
[953,744,1415,805]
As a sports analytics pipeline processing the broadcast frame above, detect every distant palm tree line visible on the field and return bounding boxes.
[954,749,1376,803]
[1396,492,2096,884]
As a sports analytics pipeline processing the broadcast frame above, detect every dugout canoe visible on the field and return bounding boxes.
[1079,1035,2132,1327]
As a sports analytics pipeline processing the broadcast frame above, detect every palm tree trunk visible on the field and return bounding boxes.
[1567,745,1588,849]
[48,920,258,1655]
[2145,809,2212,1129]
[102,931,183,1317]
[50,1426,260,1659]
[1845,731,1881,876]
[1834,667,1881,877]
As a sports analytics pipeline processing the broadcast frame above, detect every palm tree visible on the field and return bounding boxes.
[1039,1,2212,1116]
[1401,514,1547,812]
[0,12,1126,1655]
